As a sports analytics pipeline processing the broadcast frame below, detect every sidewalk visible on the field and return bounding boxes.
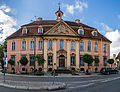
[0,80,66,90]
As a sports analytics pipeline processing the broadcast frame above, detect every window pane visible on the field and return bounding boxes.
[12,42,15,51]
[71,56,75,65]
[48,40,52,49]
[80,56,84,66]
[30,56,35,66]
[71,41,75,50]
[22,41,26,50]
[30,41,34,50]
[80,42,84,51]
[88,42,91,51]
[38,41,43,49]
[48,56,53,65]
[94,43,98,52]
[60,40,64,49]
[104,44,106,52]
[38,28,43,33]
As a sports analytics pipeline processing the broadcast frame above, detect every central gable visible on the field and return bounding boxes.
[44,21,79,36]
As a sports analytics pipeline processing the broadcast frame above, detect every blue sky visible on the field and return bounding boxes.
[0,0,120,57]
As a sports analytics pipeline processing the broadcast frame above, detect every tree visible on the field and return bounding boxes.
[107,59,114,67]
[35,55,45,66]
[0,58,4,69]
[8,59,15,71]
[19,56,28,66]
[94,57,99,72]
[83,54,93,73]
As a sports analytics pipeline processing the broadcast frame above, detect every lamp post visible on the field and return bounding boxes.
[3,48,6,83]
[33,36,36,74]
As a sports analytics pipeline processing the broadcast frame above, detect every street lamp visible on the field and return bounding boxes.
[33,36,36,74]
[3,48,6,82]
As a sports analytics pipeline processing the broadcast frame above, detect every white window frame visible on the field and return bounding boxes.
[78,29,84,35]
[38,28,43,34]
[22,29,27,34]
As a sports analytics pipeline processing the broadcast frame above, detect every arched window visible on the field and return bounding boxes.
[78,29,84,35]
[93,32,97,36]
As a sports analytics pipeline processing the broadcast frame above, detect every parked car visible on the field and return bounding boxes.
[100,67,119,75]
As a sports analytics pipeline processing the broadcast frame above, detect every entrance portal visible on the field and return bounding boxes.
[59,55,65,68]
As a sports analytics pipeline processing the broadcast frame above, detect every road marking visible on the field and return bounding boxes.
[69,83,95,89]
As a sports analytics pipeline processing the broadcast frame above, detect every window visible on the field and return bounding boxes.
[80,42,84,51]
[78,29,84,35]
[12,42,15,51]
[22,29,27,34]
[60,40,64,49]
[38,28,43,33]
[71,56,75,66]
[30,41,34,50]
[87,42,91,51]
[80,56,84,66]
[48,40,52,49]
[71,41,75,50]
[93,32,97,36]
[94,43,98,52]
[103,57,107,66]
[48,56,53,65]
[11,55,15,61]
[22,41,26,50]
[94,56,99,66]
[38,41,43,49]
[30,56,35,66]
[103,44,106,52]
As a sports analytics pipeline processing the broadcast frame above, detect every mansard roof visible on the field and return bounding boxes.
[7,20,111,43]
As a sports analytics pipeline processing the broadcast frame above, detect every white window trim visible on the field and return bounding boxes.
[22,29,27,34]
[38,28,43,33]
[78,29,84,35]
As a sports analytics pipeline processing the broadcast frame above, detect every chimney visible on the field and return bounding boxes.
[75,19,80,23]
[37,17,42,21]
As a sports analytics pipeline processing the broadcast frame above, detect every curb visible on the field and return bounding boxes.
[0,82,66,90]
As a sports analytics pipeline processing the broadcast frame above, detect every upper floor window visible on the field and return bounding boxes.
[38,28,43,33]
[22,29,27,34]
[38,41,43,50]
[12,42,15,51]
[80,42,84,51]
[93,31,97,36]
[78,29,84,35]
[103,44,106,52]
[94,43,98,52]
[30,41,34,50]
[60,40,64,49]
[22,41,26,50]
[48,40,52,49]
[87,42,91,51]
[71,41,75,50]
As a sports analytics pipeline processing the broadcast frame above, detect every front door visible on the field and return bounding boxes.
[59,55,65,68]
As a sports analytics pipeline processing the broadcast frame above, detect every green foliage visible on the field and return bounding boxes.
[107,59,114,64]
[94,57,99,65]
[83,54,93,65]
[35,55,45,65]
[19,56,28,66]
[8,59,15,66]
[0,58,4,68]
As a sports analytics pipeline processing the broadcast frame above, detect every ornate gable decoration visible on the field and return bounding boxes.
[44,21,79,36]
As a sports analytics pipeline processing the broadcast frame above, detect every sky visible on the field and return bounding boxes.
[0,0,120,57]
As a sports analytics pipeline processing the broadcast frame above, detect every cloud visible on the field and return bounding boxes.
[62,0,88,15]
[100,23,113,34]
[101,23,120,58]
[105,30,120,58]
[0,4,17,43]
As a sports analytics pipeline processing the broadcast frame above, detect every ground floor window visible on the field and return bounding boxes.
[30,55,35,66]
[71,56,75,66]
[103,56,107,66]
[48,56,53,65]
[80,56,84,66]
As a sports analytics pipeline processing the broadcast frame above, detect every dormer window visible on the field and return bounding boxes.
[93,31,97,36]
[22,29,27,34]
[78,29,84,35]
[38,28,43,33]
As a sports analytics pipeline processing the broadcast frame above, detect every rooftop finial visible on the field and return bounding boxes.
[58,2,61,10]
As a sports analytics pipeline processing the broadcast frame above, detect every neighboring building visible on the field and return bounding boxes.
[6,8,111,72]
[114,53,120,69]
